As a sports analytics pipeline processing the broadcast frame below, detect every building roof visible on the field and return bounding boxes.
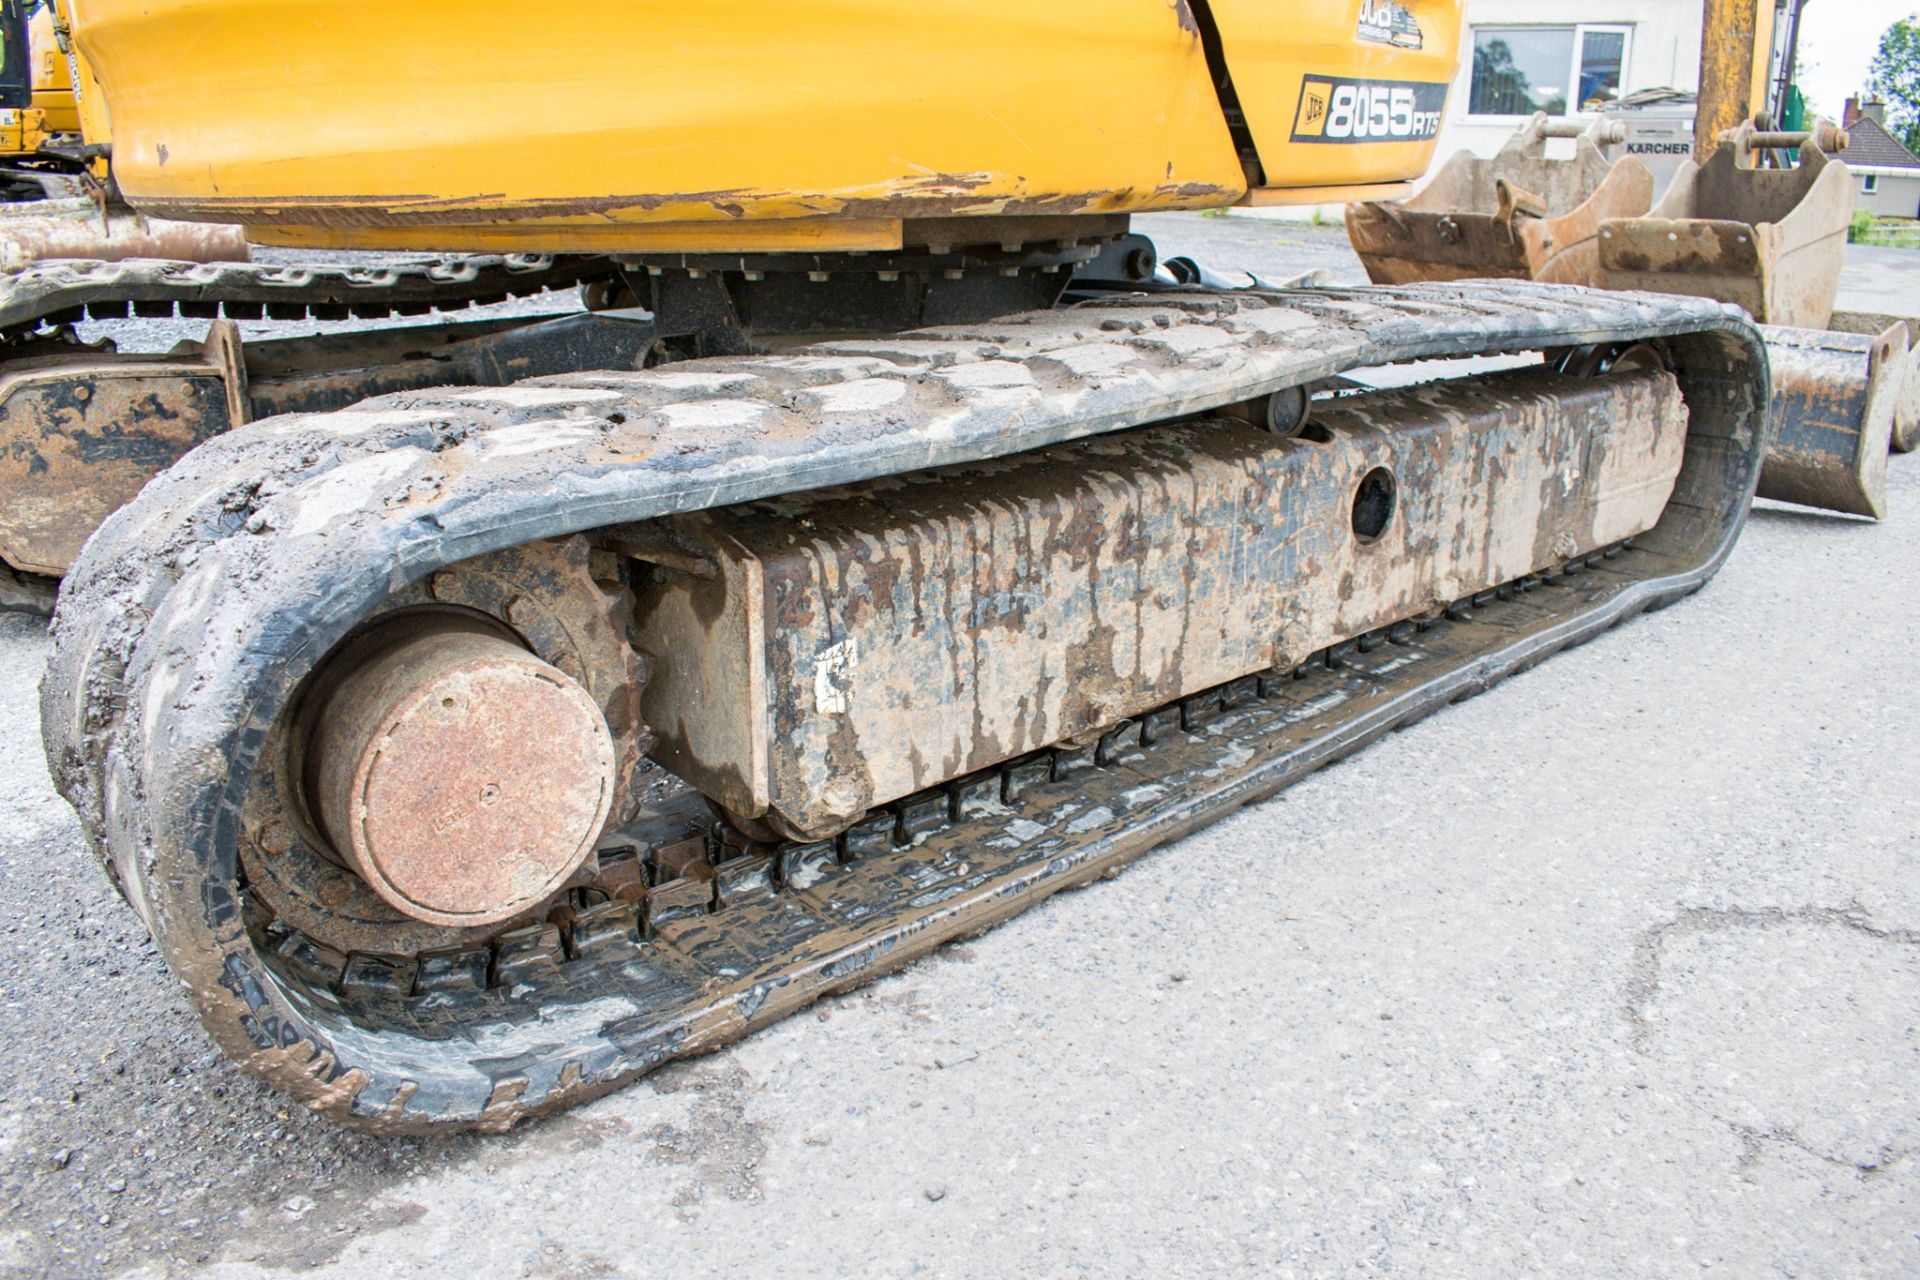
[1843,116,1920,171]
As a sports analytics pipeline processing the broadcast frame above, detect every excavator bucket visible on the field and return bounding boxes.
[1596,121,1854,328]
[1599,118,1905,519]
[1346,114,1650,287]
[1347,111,1900,519]
[1757,323,1903,519]
[1829,310,1920,453]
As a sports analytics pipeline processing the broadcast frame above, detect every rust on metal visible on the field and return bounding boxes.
[634,365,1688,840]
[1757,324,1899,519]
[240,536,649,958]
[0,311,654,578]
[1597,119,1853,328]
[0,348,235,575]
[0,200,250,267]
[0,254,626,579]
[1693,0,1774,165]
[1348,115,1652,287]
[307,616,617,927]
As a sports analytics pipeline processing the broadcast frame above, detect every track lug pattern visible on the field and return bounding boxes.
[0,255,615,337]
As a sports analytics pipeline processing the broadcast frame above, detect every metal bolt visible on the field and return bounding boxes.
[257,820,293,857]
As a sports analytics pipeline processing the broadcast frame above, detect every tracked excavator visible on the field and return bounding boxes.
[0,0,93,201]
[41,0,1773,1132]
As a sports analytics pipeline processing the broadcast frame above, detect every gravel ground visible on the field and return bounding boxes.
[1,214,1917,1278]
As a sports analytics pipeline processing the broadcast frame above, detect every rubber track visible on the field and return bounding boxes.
[41,281,1770,1131]
[0,253,616,333]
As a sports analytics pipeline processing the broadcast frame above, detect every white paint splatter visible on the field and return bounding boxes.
[813,638,858,714]
[658,399,769,431]
[445,386,621,408]
[478,420,602,458]
[1002,818,1048,843]
[937,361,1035,390]
[635,369,764,392]
[1238,308,1320,336]
[812,378,907,413]
[1130,326,1237,355]
[299,408,446,438]
[1066,806,1115,835]
[1044,343,1140,377]
[280,448,425,536]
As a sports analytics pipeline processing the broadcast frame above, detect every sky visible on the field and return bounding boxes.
[1796,0,1920,116]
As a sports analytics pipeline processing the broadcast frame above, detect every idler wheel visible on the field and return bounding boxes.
[307,615,616,927]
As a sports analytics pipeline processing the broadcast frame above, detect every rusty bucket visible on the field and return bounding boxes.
[1829,309,1920,454]
[1757,324,1903,520]
[1347,114,1651,287]
[1597,121,1854,328]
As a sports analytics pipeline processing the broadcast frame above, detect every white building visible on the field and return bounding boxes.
[1437,1,1703,162]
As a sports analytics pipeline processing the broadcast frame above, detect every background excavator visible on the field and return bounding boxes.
[42,0,1776,1132]
[0,0,92,200]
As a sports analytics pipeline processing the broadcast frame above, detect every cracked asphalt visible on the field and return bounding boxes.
[1,215,1918,1277]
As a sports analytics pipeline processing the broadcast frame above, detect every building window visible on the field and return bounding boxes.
[1864,173,1881,193]
[1470,25,1632,117]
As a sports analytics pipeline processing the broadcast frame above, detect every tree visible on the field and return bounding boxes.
[1869,16,1920,153]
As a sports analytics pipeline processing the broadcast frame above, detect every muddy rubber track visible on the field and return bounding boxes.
[41,281,1769,1131]
[0,253,615,335]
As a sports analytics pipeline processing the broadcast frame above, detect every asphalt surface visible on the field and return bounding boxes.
[1840,243,1920,318]
[2,215,1918,1278]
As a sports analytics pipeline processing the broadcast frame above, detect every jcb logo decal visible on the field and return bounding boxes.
[1296,83,1332,137]
[1291,76,1448,144]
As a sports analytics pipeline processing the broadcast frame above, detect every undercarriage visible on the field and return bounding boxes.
[42,276,1768,1131]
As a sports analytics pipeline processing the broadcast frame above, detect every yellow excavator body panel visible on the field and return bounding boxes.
[67,0,1463,252]
[1212,0,1460,198]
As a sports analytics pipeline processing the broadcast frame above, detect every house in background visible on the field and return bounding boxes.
[1839,96,1920,219]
